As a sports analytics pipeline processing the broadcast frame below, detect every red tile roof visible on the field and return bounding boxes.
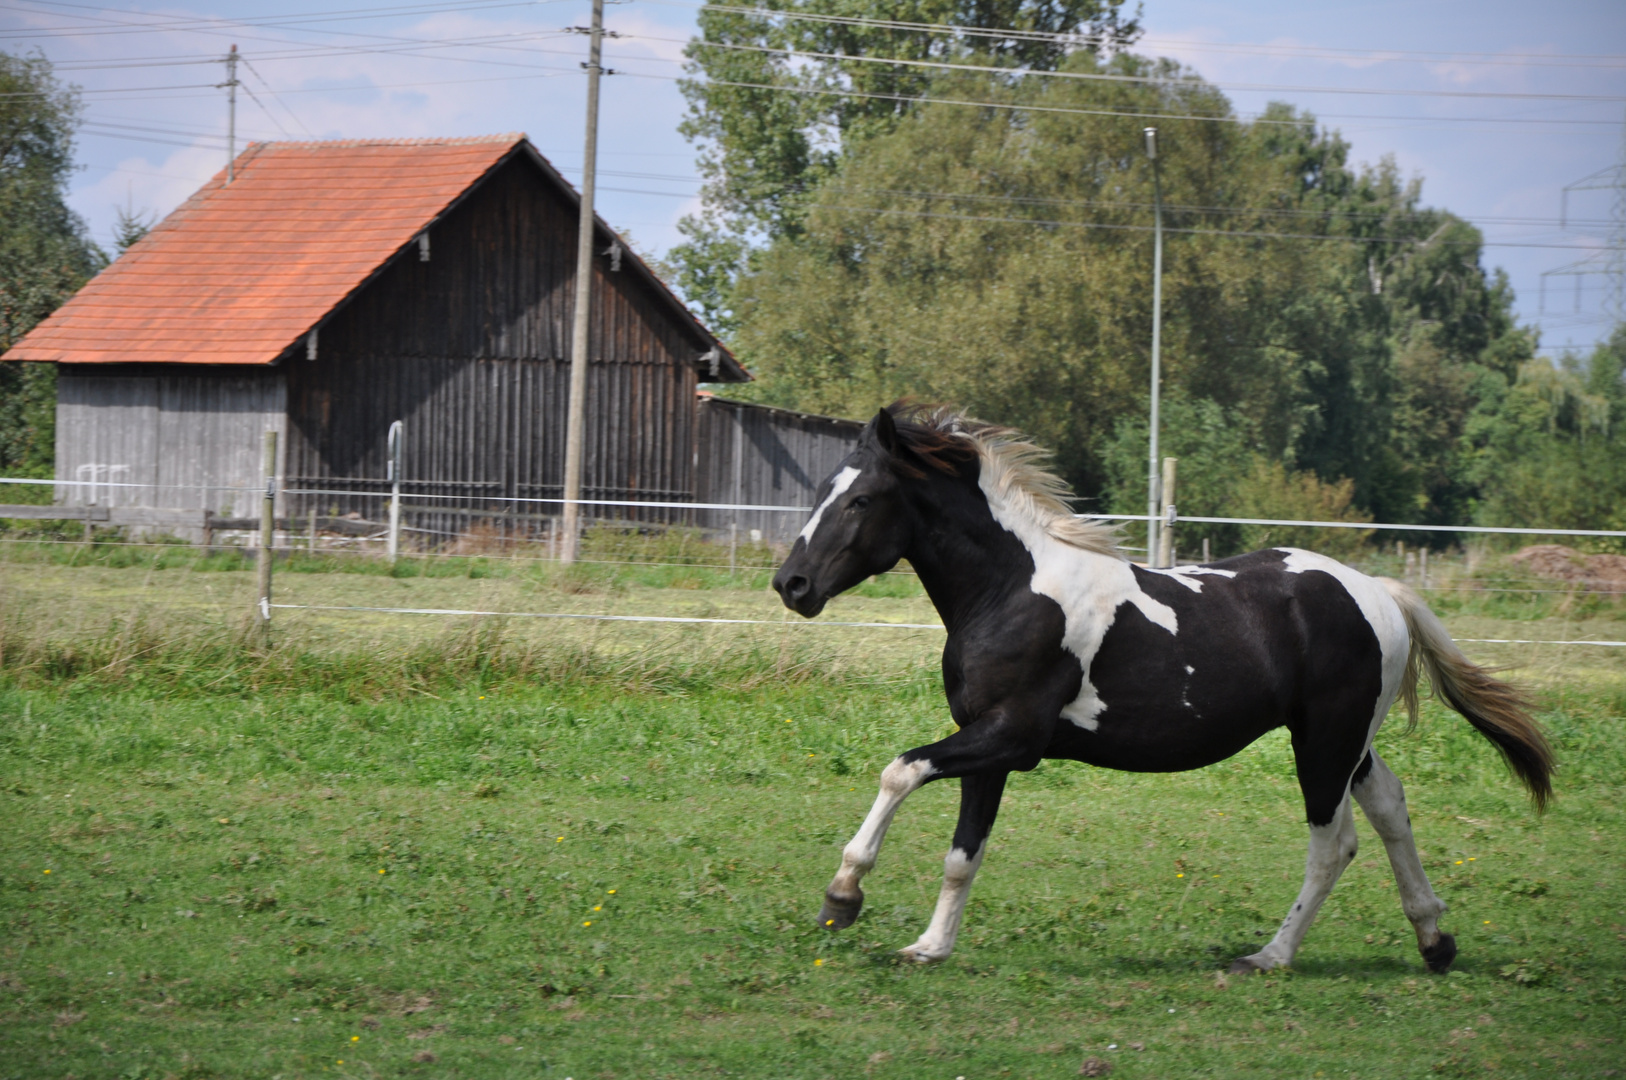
[6,136,524,365]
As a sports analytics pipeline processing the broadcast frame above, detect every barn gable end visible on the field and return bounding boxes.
[6,135,746,537]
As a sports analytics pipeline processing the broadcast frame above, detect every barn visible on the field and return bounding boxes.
[3,134,837,543]
[695,394,864,545]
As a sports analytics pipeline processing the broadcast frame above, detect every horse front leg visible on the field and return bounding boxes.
[817,756,937,928]
[899,770,1008,963]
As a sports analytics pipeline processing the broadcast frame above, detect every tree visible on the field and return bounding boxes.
[0,51,101,477]
[1469,330,1626,549]
[714,53,1535,542]
[671,0,1140,332]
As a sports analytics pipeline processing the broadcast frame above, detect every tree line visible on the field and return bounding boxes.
[1,28,1621,552]
[669,0,1625,552]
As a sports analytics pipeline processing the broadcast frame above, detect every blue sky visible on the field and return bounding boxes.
[6,0,1623,355]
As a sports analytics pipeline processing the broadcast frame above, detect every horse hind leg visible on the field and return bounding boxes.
[899,771,1007,963]
[1230,790,1359,974]
[1351,750,1455,972]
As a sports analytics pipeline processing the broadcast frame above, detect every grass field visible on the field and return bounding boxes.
[1,541,1623,1078]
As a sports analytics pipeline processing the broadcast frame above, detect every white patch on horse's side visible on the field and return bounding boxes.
[1150,568,1204,593]
[978,468,1176,732]
[1277,548,1410,742]
[799,466,860,544]
[1147,564,1239,594]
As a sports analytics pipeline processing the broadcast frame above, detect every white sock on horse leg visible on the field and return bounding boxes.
[826,757,935,908]
[1352,753,1449,950]
[901,843,986,962]
[1235,793,1358,972]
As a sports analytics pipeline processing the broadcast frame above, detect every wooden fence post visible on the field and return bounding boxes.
[256,430,277,643]
[1157,456,1178,568]
[386,420,403,563]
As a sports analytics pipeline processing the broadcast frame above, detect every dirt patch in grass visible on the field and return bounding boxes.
[1512,545,1626,593]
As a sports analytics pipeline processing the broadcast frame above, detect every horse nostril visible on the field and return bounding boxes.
[782,574,810,601]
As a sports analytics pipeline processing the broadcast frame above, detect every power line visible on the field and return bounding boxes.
[3,0,555,39]
[652,0,1626,68]
[241,55,314,137]
[744,203,1622,250]
[17,0,1623,72]
[664,34,1626,104]
[626,69,1620,132]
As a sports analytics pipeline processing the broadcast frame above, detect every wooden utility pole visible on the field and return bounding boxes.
[559,0,606,565]
[223,45,239,183]
[256,430,276,643]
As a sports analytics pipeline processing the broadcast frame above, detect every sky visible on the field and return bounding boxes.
[5,0,1624,356]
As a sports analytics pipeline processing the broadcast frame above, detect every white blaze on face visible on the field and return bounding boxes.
[977,469,1177,732]
[799,466,861,545]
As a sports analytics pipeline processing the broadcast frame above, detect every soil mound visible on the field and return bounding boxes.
[1510,545,1626,593]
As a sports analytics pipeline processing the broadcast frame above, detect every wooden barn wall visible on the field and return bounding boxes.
[694,398,863,545]
[56,364,285,520]
[284,151,711,539]
[286,356,697,536]
[314,152,711,368]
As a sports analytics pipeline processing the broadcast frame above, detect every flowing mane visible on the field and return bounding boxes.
[888,404,1122,559]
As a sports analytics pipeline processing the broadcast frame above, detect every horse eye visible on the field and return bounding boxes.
[850,495,871,511]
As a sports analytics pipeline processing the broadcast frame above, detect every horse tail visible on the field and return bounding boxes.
[1379,577,1554,812]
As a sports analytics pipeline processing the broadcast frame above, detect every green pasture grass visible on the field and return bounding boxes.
[0,610,1623,1079]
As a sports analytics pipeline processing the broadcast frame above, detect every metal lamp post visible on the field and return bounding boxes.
[1144,126,1165,567]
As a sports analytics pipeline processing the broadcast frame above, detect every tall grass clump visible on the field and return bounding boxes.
[0,604,935,701]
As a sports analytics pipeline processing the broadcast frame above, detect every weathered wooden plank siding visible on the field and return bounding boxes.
[695,397,863,545]
[282,151,708,539]
[56,364,285,519]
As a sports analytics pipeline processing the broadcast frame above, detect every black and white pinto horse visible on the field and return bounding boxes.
[772,405,1553,975]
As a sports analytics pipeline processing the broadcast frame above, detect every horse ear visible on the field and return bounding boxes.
[872,407,899,454]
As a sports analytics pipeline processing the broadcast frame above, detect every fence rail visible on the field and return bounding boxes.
[3,474,1621,651]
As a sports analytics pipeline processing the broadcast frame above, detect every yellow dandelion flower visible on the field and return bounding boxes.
[583,921,592,927]
[351,1035,360,1042]
[1176,873,1184,878]
[814,958,824,966]
[1455,860,1463,865]
[593,905,602,912]
[1483,920,1491,925]
[607,889,616,894]
[378,869,386,874]
[42,869,50,875]
[1468,857,1476,861]
[826,919,834,926]
[556,836,564,842]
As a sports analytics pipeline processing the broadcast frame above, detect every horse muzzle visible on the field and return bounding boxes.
[772,566,828,618]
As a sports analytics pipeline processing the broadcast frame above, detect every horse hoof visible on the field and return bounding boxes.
[1227,956,1268,975]
[817,890,863,930]
[898,945,946,964]
[1421,932,1458,974]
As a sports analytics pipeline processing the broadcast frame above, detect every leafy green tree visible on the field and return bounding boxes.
[715,51,1538,548]
[0,51,101,477]
[1469,332,1626,550]
[672,0,1140,332]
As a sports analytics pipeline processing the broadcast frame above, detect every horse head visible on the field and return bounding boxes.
[773,407,922,617]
